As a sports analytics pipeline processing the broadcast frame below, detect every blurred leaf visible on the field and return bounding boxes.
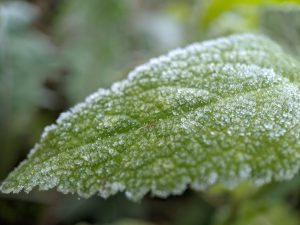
[247,171,300,203]
[172,194,215,225]
[198,0,300,30]
[260,4,300,57]
[0,1,38,30]
[214,200,299,225]
[199,2,300,57]
[0,1,58,177]
[55,0,186,104]
[54,194,145,225]
[207,182,257,203]
[55,0,130,102]
[2,34,300,202]
[204,6,258,39]
[55,0,144,103]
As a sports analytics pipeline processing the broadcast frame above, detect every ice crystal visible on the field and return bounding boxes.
[2,34,300,201]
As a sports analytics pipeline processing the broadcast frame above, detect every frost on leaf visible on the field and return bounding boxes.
[2,34,300,201]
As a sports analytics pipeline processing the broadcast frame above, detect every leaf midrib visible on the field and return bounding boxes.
[11,81,293,188]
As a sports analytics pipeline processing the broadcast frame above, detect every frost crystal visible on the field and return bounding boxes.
[2,34,300,201]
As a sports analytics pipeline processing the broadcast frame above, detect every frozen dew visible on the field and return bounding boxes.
[2,34,300,201]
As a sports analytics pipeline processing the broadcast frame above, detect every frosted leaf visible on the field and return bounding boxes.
[2,34,300,201]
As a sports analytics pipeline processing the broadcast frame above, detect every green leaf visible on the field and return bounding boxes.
[55,0,166,104]
[203,5,258,39]
[260,4,300,57]
[2,34,300,201]
[0,1,58,177]
[197,0,300,30]
[55,0,131,102]
[214,200,299,225]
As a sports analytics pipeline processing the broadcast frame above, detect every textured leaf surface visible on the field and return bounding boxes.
[2,34,300,201]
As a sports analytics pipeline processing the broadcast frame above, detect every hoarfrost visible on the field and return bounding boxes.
[2,34,300,201]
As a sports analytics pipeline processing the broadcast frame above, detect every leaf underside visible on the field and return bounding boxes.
[2,34,300,201]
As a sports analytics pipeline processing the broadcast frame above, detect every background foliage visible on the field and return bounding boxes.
[1,0,300,225]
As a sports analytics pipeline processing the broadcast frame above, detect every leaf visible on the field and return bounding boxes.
[214,200,299,225]
[2,34,300,201]
[203,6,258,39]
[197,3,300,56]
[0,1,58,177]
[55,0,131,103]
[55,0,168,104]
[260,4,300,57]
[197,0,300,30]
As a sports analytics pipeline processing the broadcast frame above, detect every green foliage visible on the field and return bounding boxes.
[196,0,300,44]
[55,0,162,103]
[3,1,300,225]
[203,5,258,39]
[198,1,300,64]
[214,200,299,225]
[55,0,130,102]
[0,1,58,177]
[2,34,300,202]
[260,4,300,56]
[198,0,300,30]
[55,1,188,104]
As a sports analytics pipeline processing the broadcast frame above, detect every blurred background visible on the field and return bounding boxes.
[1,0,300,224]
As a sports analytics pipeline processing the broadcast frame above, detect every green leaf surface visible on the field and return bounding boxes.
[2,34,300,201]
